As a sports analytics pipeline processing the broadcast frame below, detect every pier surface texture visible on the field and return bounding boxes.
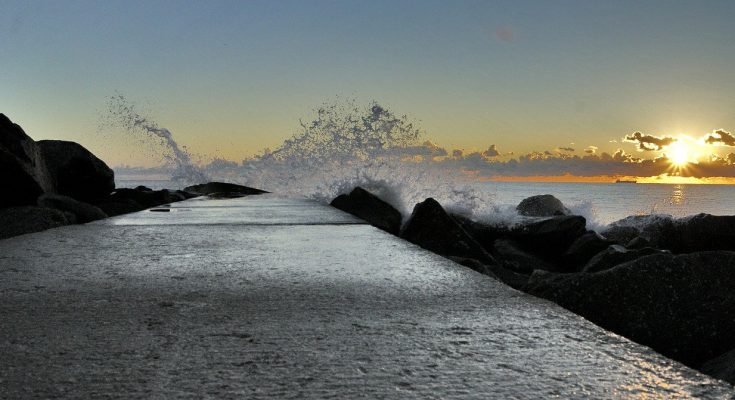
[1,195,733,398]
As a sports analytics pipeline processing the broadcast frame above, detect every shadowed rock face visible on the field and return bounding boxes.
[563,231,613,268]
[330,187,402,235]
[700,349,735,386]
[0,206,72,239]
[183,182,268,196]
[37,194,107,223]
[0,114,53,208]
[37,140,115,202]
[401,198,497,267]
[525,251,735,367]
[516,194,570,217]
[671,214,735,253]
[582,245,663,273]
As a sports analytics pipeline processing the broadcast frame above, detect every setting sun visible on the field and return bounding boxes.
[668,140,691,166]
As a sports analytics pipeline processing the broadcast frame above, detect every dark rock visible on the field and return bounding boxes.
[626,236,650,249]
[516,194,570,217]
[601,215,675,248]
[525,251,735,366]
[37,140,114,202]
[448,256,530,290]
[105,188,175,209]
[671,214,735,253]
[700,348,735,385]
[452,214,510,251]
[0,114,53,208]
[600,225,640,246]
[183,182,268,196]
[96,198,143,217]
[401,198,497,266]
[508,215,587,262]
[493,239,555,274]
[0,206,71,239]
[37,194,107,223]
[331,187,402,235]
[135,185,153,192]
[95,188,192,217]
[563,231,613,269]
[582,245,663,273]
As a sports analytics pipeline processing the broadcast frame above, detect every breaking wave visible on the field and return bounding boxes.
[104,95,210,186]
[236,100,495,219]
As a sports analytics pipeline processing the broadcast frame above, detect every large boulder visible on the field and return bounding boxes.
[525,251,735,367]
[0,206,72,240]
[582,245,664,273]
[700,349,735,385]
[0,114,53,208]
[516,194,570,217]
[562,231,613,269]
[331,187,402,235]
[183,182,267,196]
[401,198,497,266]
[37,194,107,223]
[37,140,114,202]
[671,214,735,253]
[508,215,587,262]
[493,239,555,274]
[601,214,674,249]
[95,188,191,217]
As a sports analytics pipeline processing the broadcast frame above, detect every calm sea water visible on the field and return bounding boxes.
[116,179,735,226]
[480,181,735,225]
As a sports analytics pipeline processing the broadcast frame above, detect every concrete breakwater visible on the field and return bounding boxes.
[1,194,733,398]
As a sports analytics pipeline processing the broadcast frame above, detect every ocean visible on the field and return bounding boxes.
[116,178,735,228]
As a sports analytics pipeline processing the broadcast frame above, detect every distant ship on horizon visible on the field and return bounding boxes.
[615,179,637,184]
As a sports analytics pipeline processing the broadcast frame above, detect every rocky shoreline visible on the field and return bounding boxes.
[0,114,267,239]
[2,112,733,387]
[331,186,735,386]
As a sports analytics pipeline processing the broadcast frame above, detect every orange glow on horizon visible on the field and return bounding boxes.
[483,173,735,185]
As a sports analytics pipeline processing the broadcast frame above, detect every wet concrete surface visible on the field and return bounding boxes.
[1,195,733,398]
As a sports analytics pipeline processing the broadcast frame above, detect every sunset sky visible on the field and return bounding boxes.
[2,1,735,179]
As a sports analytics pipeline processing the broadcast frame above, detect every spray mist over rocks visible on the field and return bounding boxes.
[104,95,210,186]
[236,100,498,219]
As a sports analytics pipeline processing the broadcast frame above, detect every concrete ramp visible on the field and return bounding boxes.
[1,195,732,398]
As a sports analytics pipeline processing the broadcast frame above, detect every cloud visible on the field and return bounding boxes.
[704,129,735,146]
[623,131,676,151]
[584,146,598,154]
[482,144,500,158]
[558,147,575,152]
[396,140,448,158]
[452,149,464,159]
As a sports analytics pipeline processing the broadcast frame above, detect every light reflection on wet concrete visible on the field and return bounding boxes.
[0,196,732,398]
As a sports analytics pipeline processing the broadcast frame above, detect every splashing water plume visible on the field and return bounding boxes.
[105,95,209,186]
[235,100,495,218]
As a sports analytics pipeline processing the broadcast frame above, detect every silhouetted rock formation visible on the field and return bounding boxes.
[0,114,53,208]
[492,239,554,274]
[525,251,735,367]
[38,140,115,203]
[582,245,663,273]
[331,187,402,235]
[0,206,72,239]
[401,198,497,268]
[184,182,268,196]
[516,194,570,217]
[563,231,613,268]
[700,349,735,385]
[37,194,107,223]
[95,188,195,217]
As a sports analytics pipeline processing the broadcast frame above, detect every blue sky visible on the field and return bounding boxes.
[2,0,735,167]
